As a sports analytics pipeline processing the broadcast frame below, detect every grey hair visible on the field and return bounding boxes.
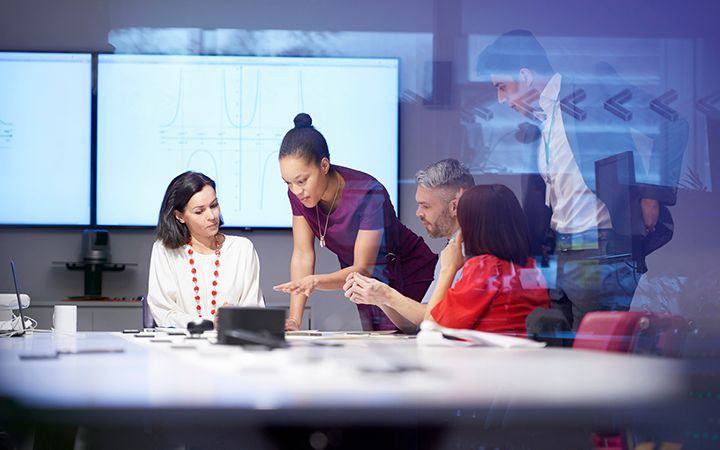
[415,159,475,192]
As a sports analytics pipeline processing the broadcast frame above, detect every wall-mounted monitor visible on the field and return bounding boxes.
[96,54,399,227]
[0,52,92,225]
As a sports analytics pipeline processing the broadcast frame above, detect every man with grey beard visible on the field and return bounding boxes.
[343,159,474,333]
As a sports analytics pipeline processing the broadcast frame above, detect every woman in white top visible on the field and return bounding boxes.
[147,171,264,328]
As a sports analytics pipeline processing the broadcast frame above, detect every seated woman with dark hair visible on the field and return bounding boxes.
[424,184,549,334]
[147,171,264,328]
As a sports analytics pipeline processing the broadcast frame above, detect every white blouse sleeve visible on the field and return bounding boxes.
[147,241,196,328]
[237,239,265,307]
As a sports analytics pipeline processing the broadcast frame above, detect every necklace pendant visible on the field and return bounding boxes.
[320,236,326,248]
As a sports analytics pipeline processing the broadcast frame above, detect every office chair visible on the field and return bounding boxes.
[574,311,689,450]
[141,296,157,329]
[573,311,688,356]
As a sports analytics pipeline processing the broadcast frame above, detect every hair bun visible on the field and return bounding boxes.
[293,113,313,129]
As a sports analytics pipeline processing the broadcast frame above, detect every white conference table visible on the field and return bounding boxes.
[0,330,687,428]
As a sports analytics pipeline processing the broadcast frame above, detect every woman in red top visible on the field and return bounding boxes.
[426,184,549,334]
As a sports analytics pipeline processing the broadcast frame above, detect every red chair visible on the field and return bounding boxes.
[574,312,689,450]
[573,311,647,353]
[573,311,688,356]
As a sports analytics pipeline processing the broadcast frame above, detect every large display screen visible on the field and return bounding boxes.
[0,52,92,225]
[96,54,399,227]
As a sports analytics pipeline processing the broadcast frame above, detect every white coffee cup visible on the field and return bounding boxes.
[53,305,77,334]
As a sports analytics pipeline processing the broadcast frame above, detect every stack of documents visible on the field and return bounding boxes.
[416,321,546,348]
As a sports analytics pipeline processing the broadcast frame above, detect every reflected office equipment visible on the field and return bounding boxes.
[595,151,676,273]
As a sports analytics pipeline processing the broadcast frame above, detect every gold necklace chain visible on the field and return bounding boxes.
[316,172,341,248]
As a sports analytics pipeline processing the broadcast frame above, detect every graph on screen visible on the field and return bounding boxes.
[0,119,13,151]
[96,54,399,227]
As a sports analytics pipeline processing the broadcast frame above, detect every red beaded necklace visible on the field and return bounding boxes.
[187,236,221,318]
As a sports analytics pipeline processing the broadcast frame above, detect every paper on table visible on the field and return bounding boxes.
[417,320,546,348]
[286,330,400,338]
[285,330,323,336]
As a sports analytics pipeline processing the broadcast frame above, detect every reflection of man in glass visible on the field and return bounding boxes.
[476,30,687,331]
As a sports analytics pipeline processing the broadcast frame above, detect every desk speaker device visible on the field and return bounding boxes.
[216,307,286,348]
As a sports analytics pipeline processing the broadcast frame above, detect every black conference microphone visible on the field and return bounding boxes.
[187,318,214,336]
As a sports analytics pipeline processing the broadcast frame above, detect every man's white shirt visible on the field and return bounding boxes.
[537,73,612,234]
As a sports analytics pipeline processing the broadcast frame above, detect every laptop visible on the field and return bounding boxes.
[10,260,27,336]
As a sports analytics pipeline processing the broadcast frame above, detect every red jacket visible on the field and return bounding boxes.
[431,254,549,334]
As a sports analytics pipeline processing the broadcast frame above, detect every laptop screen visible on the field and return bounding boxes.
[10,261,27,334]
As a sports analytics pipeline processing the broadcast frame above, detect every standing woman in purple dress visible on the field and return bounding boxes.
[273,113,437,331]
